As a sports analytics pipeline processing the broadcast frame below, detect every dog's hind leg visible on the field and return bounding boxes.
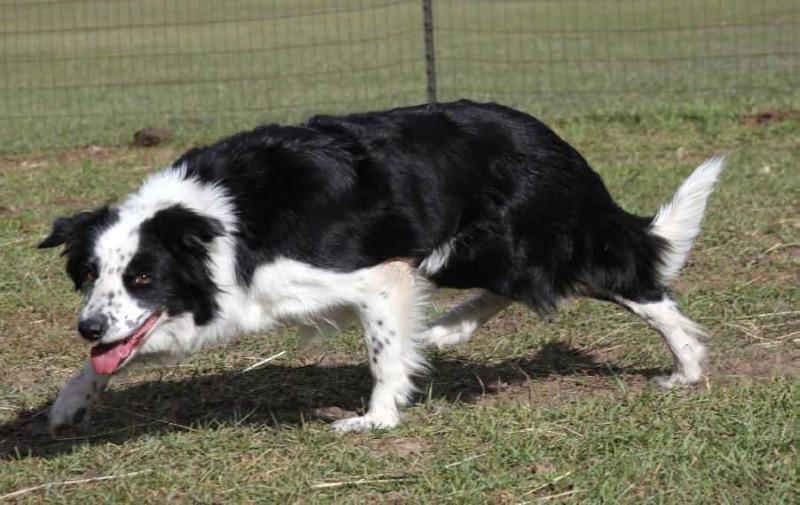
[49,361,110,435]
[420,291,511,349]
[609,157,722,387]
[331,262,428,432]
[619,296,707,388]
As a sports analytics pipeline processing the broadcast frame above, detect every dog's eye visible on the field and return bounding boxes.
[82,270,97,284]
[132,273,152,287]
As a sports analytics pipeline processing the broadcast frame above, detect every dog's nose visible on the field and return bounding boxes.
[78,315,108,341]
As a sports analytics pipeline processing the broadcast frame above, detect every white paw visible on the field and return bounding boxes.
[420,325,469,350]
[330,412,400,433]
[653,371,701,389]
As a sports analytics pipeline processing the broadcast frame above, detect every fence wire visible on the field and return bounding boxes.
[0,0,797,151]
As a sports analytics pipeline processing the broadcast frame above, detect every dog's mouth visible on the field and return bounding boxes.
[90,312,161,375]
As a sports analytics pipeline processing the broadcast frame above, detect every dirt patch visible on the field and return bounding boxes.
[429,340,798,409]
[0,145,182,173]
[711,344,800,383]
[484,489,516,505]
[359,436,431,458]
[741,108,800,127]
[426,342,659,410]
[531,459,557,475]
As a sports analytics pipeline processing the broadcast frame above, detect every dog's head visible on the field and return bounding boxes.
[40,203,224,375]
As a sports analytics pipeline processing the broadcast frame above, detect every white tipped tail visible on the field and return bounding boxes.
[650,155,726,282]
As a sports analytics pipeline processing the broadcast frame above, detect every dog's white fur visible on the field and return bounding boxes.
[621,297,707,387]
[419,238,456,276]
[651,155,726,282]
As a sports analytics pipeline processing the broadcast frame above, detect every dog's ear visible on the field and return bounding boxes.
[39,208,114,250]
[39,214,83,249]
[142,205,225,256]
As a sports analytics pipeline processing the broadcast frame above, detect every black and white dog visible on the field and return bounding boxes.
[40,100,724,434]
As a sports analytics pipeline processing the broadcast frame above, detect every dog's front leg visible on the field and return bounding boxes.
[331,262,427,433]
[49,361,110,435]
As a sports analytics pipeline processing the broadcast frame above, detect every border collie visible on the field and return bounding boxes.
[40,100,724,434]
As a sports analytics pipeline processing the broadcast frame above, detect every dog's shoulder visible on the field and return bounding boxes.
[169,123,359,202]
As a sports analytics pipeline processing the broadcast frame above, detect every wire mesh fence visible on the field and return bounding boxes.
[1,0,797,152]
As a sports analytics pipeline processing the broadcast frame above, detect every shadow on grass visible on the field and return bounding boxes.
[0,342,662,459]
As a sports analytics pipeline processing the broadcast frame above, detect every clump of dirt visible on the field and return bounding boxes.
[133,127,174,147]
[741,108,800,127]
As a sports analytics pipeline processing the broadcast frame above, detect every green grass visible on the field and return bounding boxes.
[0,107,798,503]
[1,0,798,151]
[1,382,797,503]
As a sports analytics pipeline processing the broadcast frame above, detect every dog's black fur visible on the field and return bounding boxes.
[39,205,119,289]
[173,100,666,316]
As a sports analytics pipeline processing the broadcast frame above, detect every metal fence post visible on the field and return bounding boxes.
[422,0,437,103]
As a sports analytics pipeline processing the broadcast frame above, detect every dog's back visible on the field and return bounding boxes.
[176,100,676,313]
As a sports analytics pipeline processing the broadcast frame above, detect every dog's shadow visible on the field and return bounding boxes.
[0,343,662,459]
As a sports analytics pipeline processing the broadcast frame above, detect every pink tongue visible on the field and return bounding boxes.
[91,339,135,375]
[90,313,159,375]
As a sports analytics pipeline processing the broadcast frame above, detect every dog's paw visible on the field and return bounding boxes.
[419,325,468,350]
[48,392,93,436]
[330,412,400,433]
[653,372,701,389]
[48,363,108,437]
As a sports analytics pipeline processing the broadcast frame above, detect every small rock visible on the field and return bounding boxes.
[133,127,173,147]
[792,338,800,349]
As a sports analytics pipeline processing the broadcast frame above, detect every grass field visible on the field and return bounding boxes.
[0,107,798,503]
[1,1,799,503]
[1,0,798,151]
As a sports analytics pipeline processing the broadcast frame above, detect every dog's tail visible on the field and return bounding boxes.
[649,155,726,283]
